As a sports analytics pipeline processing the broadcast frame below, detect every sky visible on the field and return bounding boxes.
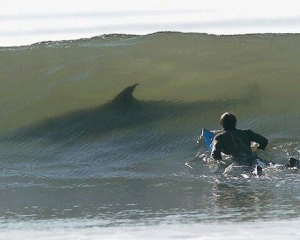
[1,0,300,46]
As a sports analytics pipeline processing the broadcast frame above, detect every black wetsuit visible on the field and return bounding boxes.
[211,128,268,166]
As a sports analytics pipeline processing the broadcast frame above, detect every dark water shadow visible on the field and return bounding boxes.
[2,83,261,142]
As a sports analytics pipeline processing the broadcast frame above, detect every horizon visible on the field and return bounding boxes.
[1,0,300,47]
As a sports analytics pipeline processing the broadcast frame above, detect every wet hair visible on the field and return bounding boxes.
[220,112,237,130]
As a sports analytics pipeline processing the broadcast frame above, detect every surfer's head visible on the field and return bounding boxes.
[220,112,237,130]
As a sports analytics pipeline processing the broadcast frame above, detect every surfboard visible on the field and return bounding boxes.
[199,128,271,176]
[201,128,215,152]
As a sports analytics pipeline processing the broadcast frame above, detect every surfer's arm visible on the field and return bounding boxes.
[248,130,268,150]
[211,135,223,160]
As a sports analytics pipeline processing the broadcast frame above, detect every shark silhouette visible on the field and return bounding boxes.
[3,83,261,141]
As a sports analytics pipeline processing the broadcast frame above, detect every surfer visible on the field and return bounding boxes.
[211,112,269,168]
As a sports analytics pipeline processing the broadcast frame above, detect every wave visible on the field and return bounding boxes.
[1,32,300,132]
[0,33,299,175]
[1,32,300,227]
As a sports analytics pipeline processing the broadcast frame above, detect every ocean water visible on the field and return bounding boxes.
[1,32,300,239]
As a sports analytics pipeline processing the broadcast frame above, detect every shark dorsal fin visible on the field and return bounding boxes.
[110,83,139,108]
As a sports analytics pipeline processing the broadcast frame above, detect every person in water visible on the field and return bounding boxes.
[211,112,268,166]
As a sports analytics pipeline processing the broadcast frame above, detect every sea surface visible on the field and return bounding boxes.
[1,32,300,239]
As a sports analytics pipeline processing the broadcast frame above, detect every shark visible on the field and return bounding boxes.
[2,83,261,142]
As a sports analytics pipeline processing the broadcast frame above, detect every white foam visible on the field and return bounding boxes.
[1,219,300,240]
